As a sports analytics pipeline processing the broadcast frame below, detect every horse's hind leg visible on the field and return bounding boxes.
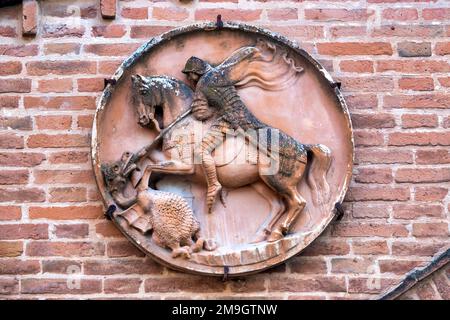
[267,188,306,242]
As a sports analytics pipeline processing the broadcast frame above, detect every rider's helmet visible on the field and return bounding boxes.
[182,56,211,76]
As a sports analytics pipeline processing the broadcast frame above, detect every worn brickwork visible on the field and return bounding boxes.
[0,0,449,299]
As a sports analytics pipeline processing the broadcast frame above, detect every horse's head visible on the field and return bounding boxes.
[131,74,162,130]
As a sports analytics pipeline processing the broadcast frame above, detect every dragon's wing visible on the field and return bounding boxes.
[117,204,153,233]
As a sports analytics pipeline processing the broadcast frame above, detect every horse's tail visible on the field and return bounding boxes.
[306,144,332,205]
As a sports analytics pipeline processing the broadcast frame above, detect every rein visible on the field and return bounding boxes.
[135,107,193,160]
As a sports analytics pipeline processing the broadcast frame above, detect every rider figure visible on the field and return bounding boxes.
[182,50,267,213]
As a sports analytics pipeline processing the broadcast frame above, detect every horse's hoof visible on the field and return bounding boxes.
[203,239,218,251]
[267,230,284,242]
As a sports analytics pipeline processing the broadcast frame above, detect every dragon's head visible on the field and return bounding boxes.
[101,151,138,193]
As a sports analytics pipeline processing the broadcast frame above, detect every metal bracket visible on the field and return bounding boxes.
[334,202,344,221]
[331,81,342,90]
[104,78,117,88]
[105,204,116,220]
[222,265,229,281]
[216,14,223,29]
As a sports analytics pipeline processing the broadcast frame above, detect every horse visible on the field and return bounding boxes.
[130,74,332,242]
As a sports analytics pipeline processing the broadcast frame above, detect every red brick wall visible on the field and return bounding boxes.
[0,0,449,299]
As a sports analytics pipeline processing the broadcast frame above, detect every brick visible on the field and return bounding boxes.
[332,223,409,237]
[101,0,116,19]
[354,168,393,184]
[0,62,22,75]
[229,276,266,293]
[416,149,450,164]
[438,77,450,87]
[0,169,28,184]
[35,115,72,130]
[339,76,394,92]
[267,8,298,21]
[344,94,378,110]
[0,206,21,220]
[382,8,418,21]
[317,42,392,56]
[402,114,437,128]
[435,42,450,55]
[0,79,31,93]
[397,42,431,57]
[0,188,45,202]
[0,116,32,130]
[415,187,448,202]
[0,133,24,149]
[54,224,89,239]
[347,187,410,202]
[104,278,142,294]
[42,24,85,38]
[49,187,87,203]
[301,240,350,256]
[393,204,443,219]
[0,259,40,274]
[77,78,104,92]
[305,9,373,21]
[84,43,141,56]
[26,61,96,76]
[0,241,23,257]
[49,151,89,164]
[392,242,443,256]
[329,26,366,38]
[145,276,226,292]
[0,152,45,167]
[0,26,17,37]
[0,96,19,109]
[27,134,90,148]
[95,221,122,237]
[153,7,189,21]
[84,259,163,275]
[0,224,48,240]
[21,279,102,294]
[433,274,450,299]
[289,257,327,274]
[25,96,96,110]
[107,241,145,258]
[33,169,94,184]
[339,60,373,73]
[77,115,94,128]
[348,277,398,294]
[378,60,450,74]
[44,43,80,55]
[26,241,105,257]
[352,113,395,129]
[130,26,174,39]
[351,204,390,219]
[42,260,81,274]
[372,25,443,38]
[354,131,384,147]
[398,77,434,91]
[353,240,389,255]
[331,258,373,274]
[0,278,19,295]
[98,60,123,74]
[29,205,102,220]
[395,168,450,183]
[388,132,450,146]
[379,260,425,274]
[195,9,262,21]
[38,79,72,93]
[121,7,148,19]
[91,25,126,38]
[0,44,38,56]
[423,8,450,20]
[22,0,38,36]
[412,223,449,237]
[269,276,346,292]
[355,149,413,164]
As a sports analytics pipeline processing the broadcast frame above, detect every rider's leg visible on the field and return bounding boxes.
[195,126,227,213]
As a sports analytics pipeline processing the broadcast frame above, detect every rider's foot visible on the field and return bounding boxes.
[267,229,284,242]
[207,182,222,213]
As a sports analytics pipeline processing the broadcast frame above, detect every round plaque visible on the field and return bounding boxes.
[92,22,354,276]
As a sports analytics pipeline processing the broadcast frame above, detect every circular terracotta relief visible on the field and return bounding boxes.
[92,23,353,276]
